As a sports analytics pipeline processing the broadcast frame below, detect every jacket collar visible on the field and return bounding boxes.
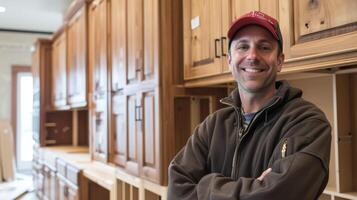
[220,80,302,111]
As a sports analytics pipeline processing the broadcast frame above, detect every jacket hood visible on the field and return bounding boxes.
[220,80,303,109]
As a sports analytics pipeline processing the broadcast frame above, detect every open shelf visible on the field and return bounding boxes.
[288,70,357,200]
[289,75,337,192]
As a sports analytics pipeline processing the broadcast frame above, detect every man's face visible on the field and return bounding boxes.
[228,25,284,95]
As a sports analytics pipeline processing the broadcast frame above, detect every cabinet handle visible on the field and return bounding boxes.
[221,37,227,56]
[135,105,142,121]
[214,38,220,58]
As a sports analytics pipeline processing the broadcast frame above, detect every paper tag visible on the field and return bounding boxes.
[191,16,200,30]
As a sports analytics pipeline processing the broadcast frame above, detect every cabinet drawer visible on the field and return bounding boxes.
[66,163,80,185]
[56,158,67,177]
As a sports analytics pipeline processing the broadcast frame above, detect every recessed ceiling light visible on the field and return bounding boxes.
[0,6,6,13]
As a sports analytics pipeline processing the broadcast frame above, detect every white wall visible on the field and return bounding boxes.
[0,31,51,121]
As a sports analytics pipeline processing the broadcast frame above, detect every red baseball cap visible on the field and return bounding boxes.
[227,11,283,52]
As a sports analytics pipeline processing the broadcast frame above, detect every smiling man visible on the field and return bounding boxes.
[167,11,332,200]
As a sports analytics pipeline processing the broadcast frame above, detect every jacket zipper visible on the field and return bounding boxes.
[223,97,280,180]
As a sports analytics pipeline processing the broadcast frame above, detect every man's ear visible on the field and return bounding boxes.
[227,52,232,71]
[276,53,284,72]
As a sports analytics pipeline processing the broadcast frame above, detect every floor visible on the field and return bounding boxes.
[0,173,34,200]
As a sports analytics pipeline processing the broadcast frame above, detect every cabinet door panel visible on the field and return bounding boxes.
[232,0,259,19]
[143,0,158,82]
[52,33,67,108]
[112,93,127,166]
[91,93,108,161]
[67,7,87,107]
[127,0,143,84]
[126,94,140,175]
[183,0,222,79]
[141,90,160,183]
[111,0,127,90]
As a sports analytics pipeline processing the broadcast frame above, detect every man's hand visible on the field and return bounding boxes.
[257,168,272,181]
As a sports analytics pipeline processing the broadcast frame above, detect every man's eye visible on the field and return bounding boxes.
[260,45,272,51]
[237,45,249,50]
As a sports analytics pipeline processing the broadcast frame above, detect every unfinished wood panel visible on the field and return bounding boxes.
[111,0,126,91]
[141,90,160,183]
[183,0,222,79]
[336,74,353,193]
[127,0,143,84]
[289,75,337,191]
[112,93,127,167]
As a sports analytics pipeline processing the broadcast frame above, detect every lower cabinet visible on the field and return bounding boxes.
[56,158,81,200]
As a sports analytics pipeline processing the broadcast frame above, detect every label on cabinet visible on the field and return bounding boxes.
[191,16,200,30]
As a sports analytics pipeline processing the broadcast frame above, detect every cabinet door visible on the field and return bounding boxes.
[57,175,68,200]
[89,0,108,94]
[142,0,158,83]
[112,93,126,167]
[139,89,160,183]
[125,93,141,176]
[67,184,79,200]
[67,6,87,107]
[111,0,126,91]
[127,0,144,84]
[89,0,109,162]
[90,92,108,161]
[183,0,223,79]
[279,0,357,69]
[52,32,67,108]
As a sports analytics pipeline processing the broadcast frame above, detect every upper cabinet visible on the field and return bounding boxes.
[280,0,357,71]
[67,4,88,108]
[183,0,357,83]
[183,0,231,80]
[51,28,68,109]
[32,39,52,145]
[111,0,158,91]
[88,0,109,162]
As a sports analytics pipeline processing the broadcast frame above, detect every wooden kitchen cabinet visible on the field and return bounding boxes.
[67,4,88,108]
[88,0,109,162]
[183,0,230,80]
[110,0,161,183]
[32,39,52,145]
[52,27,68,109]
[279,0,357,72]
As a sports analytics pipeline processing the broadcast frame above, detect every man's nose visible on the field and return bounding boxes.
[246,47,258,60]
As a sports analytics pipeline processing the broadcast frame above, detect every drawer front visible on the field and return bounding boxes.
[66,163,80,185]
[56,158,67,177]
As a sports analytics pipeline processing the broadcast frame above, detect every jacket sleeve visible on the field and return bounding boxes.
[167,118,331,200]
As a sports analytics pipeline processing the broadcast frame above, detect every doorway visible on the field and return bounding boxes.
[11,66,33,173]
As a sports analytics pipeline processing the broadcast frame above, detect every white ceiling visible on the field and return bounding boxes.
[0,0,72,33]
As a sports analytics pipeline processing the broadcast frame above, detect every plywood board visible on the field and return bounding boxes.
[289,75,337,190]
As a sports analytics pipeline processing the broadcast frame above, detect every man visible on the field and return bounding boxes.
[168,11,331,199]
